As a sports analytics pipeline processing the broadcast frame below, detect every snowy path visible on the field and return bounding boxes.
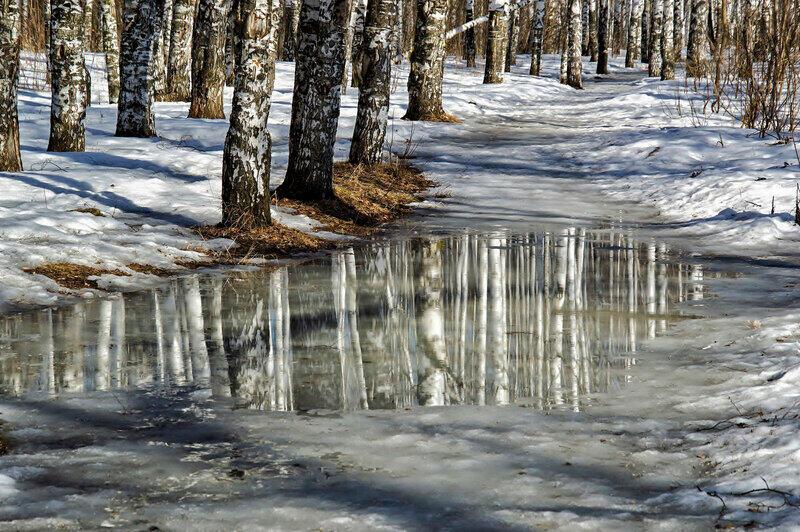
[1,60,800,529]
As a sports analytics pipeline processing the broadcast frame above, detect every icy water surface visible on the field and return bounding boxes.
[0,229,709,412]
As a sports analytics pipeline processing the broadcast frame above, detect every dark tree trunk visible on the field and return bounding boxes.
[504,3,518,72]
[404,0,448,120]
[484,7,507,84]
[281,0,299,60]
[463,0,476,67]
[164,0,195,101]
[48,0,87,152]
[588,0,598,61]
[221,0,281,228]
[641,0,649,63]
[596,0,609,73]
[189,0,229,119]
[673,0,683,61]
[116,0,164,138]
[686,0,707,76]
[350,0,367,87]
[349,0,396,164]
[0,0,22,171]
[528,0,544,75]
[276,0,350,200]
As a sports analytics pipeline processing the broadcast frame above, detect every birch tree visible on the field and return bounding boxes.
[349,0,396,164]
[0,0,22,171]
[673,0,683,60]
[463,0,477,67]
[504,1,518,71]
[686,0,707,75]
[48,0,87,152]
[164,0,195,101]
[566,0,583,88]
[116,0,164,137]
[221,0,281,228]
[528,0,544,75]
[99,0,120,103]
[281,0,300,59]
[484,0,508,83]
[647,0,662,76]
[660,0,674,79]
[154,0,173,97]
[625,0,643,66]
[597,0,609,73]
[189,0,229,118]
[404,0,448,120]
[349,0,367,87]
[275,0,350,200]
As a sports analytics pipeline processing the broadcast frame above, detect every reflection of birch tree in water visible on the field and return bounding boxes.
[0,230,707,411]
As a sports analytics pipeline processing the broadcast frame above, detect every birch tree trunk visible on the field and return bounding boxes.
[463,0,476,67]
[164,0,194,101]
[503,1,518,71]
[641,0,649,62]
[84,0,94,50]
[483,3,507,84]
[528,0,544,75]
[221,0,281,228]
[281,0,298,60]
[0,0,22,172]
[625,0,642,66]
[48,0,87,152]
[566,0,583,88]
[0,0,22,171]
[153,0,173,97]
[686,0,706,75]
[596,0,609,72]
[350,0,367,87]
[673,0,683,60]
[115,0,164,138]
[417,240,448,406]
[276,0,350,200]
[647,0,662,76]
[588,0,598,61]
[660,0,674,78]
[404,0,448,120]
[99,0,120,103]
[189,0,229,118]
[349,0,395,165]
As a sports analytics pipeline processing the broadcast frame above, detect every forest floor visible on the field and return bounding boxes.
[0,55,799,528]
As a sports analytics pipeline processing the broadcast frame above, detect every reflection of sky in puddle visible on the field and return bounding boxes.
[0,229,709,412]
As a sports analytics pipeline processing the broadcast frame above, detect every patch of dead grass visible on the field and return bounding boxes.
[276,161,436,236]
[409,112,461,123]
[24,263,129,289]
[70,207,105,217]
[195,222,329,261]
[126,263,178,276]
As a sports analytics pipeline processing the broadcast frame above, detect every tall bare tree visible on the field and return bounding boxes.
[276,0,350,200]
[647,0,662,76]
[565,0,583,88]
[686,0,707,75]
[0,0,22,171]
[625,0,643,66]
[48,0,87,152]
[660,0,674,78]
[221,0,282,227]
[404,0,448,120]
[116,0,164,137]
[164,0,195,101]
[99,0,120,103]
[463,0,477,67]
[597,0,609,73]
[484,2,508,83]
[189,0,229,118]
[528,0,544,75]
[349,0,396,164]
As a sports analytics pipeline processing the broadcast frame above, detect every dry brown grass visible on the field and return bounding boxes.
[24,263,129,289]
[276,161,436,236]
[70,207,105,217]
[126,263,178,276]
[195,222,329,261]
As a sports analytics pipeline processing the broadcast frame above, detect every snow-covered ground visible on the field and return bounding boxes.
[1,52,800,529]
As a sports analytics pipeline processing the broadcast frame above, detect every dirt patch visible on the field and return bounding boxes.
[276,161,436,236]
[24,263,129,289]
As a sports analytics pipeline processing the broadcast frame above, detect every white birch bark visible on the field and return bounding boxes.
[48,0,87,151]
[0,0,22,170]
